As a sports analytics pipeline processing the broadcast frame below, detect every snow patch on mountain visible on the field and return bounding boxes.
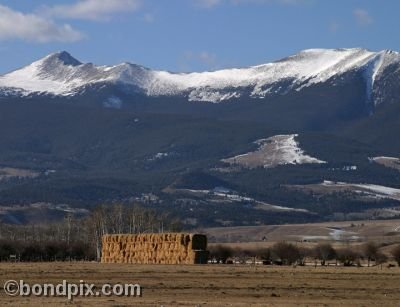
[222,134,326,169]
[321,181,400,200]
[103,96,122,109]
[370,156,400,171]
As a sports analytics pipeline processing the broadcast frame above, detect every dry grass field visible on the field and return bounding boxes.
[0,262,400,306]
[205,219,400,245]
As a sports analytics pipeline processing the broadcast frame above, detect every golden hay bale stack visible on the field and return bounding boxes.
[101,233,208,264]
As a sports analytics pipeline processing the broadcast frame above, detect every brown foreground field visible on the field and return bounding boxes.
[0,262,400,306]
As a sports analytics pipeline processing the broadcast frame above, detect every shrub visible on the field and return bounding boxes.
[313,243,336,266]
[0,240,18,261]
[255,248,272,261]
[375,252,388,265]
[336,248,359,266]
[390,245,400,266]
[271,242,300,265]
[362,242,378,267]
[209,245,233,264]
[21,244,44,262]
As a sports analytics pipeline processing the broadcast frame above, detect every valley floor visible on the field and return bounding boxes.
[204,218,400,247]
[0,262,399,306]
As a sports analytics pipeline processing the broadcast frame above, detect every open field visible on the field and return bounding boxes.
[204,219,400,258]
[0,262,400,306]
[204,219,400,244]
[1,220,400,306]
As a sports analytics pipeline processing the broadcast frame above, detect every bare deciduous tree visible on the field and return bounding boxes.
[363,242,378,267]
[336,248,360,267]
[313,243,336,266]
[271,242,300,265]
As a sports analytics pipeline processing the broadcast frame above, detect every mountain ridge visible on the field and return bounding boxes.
[1,48,399,104]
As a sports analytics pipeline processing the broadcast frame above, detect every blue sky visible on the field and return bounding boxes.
[0,0,398,73]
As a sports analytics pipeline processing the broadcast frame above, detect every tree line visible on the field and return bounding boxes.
[209,241,400,267]
[2,204,400,267]
[0,203,181,262]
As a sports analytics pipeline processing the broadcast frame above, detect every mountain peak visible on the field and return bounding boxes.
[42,51,82,67]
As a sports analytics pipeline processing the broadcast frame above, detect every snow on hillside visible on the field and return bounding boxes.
[371,156,400,171]
[170,187,309,213]
[0,48,399,102]
[353,183,400,197]
[222,134,326,169]
[322,181,400,200]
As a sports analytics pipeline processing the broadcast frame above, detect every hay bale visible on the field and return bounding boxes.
[101,233,208,264]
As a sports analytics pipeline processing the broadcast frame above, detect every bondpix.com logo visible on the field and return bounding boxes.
[3,280,141,300]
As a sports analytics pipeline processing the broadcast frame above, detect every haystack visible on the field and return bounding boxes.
[101,233,208,264]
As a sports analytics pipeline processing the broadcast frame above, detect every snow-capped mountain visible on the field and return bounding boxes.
[1,48,400,104]
[2,49,400,226]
